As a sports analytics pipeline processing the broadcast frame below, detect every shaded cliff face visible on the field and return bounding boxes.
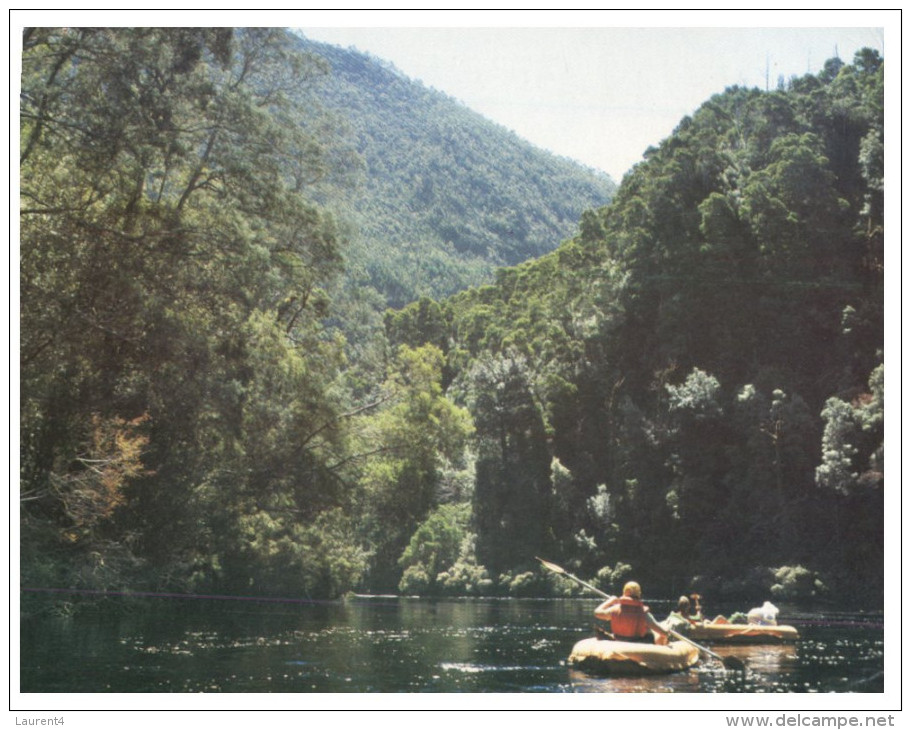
[292,33,616,309]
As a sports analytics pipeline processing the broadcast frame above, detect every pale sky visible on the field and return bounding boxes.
[9,9,893,182]
[296,17,889,181]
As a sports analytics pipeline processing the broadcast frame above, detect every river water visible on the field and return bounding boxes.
[19,595,884,694]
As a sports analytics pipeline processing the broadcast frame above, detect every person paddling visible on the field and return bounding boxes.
[593,581,670,645]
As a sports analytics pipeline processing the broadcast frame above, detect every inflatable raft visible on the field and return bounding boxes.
[568,637,700,676]
[688,622,799,644]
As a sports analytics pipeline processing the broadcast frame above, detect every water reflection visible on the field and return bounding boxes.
[566,637,881,694]
[19,597,883,693]
[566,645,791,694]
[718,643,799,673]
[568,667,704,693]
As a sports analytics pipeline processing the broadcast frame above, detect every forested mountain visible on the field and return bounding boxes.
[386,51,884,601]
[20,28,884,611]
[289,33,616,310]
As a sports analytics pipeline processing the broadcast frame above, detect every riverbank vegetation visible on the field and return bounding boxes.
[20,29,884,608]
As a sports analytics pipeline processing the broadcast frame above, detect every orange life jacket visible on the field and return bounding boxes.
[607,596,650,639]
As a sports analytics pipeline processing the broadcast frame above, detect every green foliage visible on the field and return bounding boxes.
[301,508,372,597]
[398,566,433,595]
[816,363,884,495]
[770,565,828,601]
[359,344,474,590]
[20,32,884,605]
[437,560,494,596]
[401,49,884,599]
[292,34,616,311]
[666,369,723,419]
[20,28,358,597]
[397,503,471,593]
[436,533,494,595]
[502,571,542,597]
[816,398,862,494]
[593,562,633,593]
[384,297,450,354]
[464,350,554,573]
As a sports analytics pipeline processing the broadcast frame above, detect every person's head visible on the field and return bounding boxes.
[622,581,642,599]
[677,595,691,615]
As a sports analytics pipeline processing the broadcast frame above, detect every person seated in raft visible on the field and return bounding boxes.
[709,610,760,625]
[593,581,670,645]
[663,595,701,635]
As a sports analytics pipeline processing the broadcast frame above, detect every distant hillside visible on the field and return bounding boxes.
[292,33,616,309]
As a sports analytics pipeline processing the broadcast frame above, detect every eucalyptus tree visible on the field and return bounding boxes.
[20,28,356,594]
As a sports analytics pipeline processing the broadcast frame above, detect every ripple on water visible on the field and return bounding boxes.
[21,600,885,693]
[440,662,552,673]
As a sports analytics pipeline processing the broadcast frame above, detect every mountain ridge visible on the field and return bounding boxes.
[291,32,616,310]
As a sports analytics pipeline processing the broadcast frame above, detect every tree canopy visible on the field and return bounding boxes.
[387,49,884,600]
[21,32,884,608]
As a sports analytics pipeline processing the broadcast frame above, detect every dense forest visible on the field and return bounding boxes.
[20,28,884,611]
[289,34,616,312]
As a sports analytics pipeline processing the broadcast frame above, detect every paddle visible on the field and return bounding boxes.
[646,614,746,671]
[536,557,746,672]
[536,557,608,599]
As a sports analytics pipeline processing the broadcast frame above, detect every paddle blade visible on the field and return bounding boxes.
[535,557,566,575]
[722,655,747,672]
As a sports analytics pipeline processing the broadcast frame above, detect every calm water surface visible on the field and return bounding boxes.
[20,597,884,693]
